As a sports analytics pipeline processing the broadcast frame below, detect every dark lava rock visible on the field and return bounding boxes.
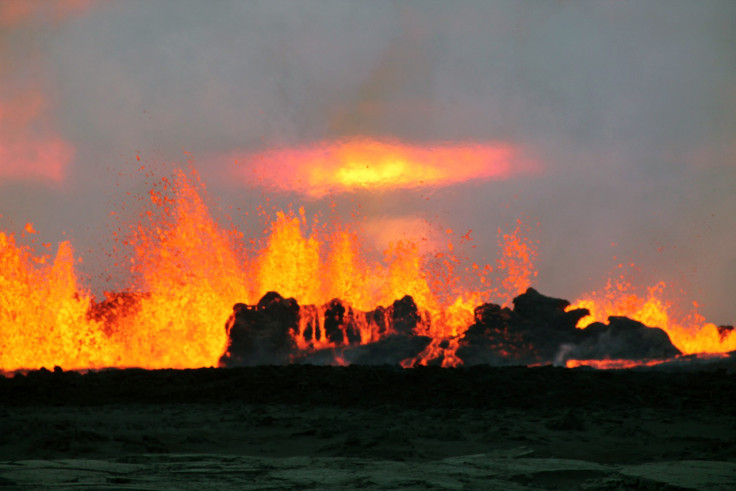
[340,334,432,366]
[457,287,679,366]
[512,288,591,334]
[3,365,735,412]
[457,288,590,365]
[299,334,432,366]
[220,293,427,367]
[572,316,681,361]
[322,299,361,346]
[391,295,422,335]
[218,287,681,368]
[219,292,299,367]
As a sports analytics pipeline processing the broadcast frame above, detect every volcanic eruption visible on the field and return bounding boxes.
[3,5,736,489]
[2,145,734,374]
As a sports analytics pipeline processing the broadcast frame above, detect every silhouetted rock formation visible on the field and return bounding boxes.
[219,293,430,367]
[219,292,299,367]
[322,299,361,345]
[568,316,682,361]
[219,287,682,367]
[391,295,422,335]
[457,288,680,366]
[457,288,590,365]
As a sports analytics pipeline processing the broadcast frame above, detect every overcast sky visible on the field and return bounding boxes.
[1,0,735,323]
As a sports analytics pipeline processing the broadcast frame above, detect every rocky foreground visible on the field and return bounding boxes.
[1,364,735,489]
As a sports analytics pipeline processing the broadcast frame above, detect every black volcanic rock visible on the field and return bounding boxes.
[341,334,431,365]
[458,288,590,365]
[571,316,682,361]
[456,287,680,366]
[365,305,390,338]
[219,292,299,367]
[300,334,433,366]
[218,287,682,368]
[300,295,426,365]
[323,299,347,345]
[512,287,569,318]
[512,288,590,334]
[220,293,430,367]
[391,295,421,335]
[323,299,362,346]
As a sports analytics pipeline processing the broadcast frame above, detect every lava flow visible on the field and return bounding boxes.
[1,167,734,372]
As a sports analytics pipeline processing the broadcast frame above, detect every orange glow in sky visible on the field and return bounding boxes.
[227,138,536,197]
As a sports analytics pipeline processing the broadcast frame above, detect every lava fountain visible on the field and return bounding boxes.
[0,164,532,371]
[1,152,734,372]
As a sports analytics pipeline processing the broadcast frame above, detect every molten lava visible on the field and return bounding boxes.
[568,279,736,357]
[1,166,734,372]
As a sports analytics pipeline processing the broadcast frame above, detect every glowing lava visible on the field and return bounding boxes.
[568,280,736,358]
[0,167,523,371]
[1,166,733,372]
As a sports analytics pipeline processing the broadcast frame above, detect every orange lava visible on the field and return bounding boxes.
[568,280,736,355]
[565,353,730,370]
[564,358,665,370]
[0,167,532,371]
[227,138,536,198]
[1,166,733,372]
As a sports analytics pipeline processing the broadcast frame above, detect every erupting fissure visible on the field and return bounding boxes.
[1,167,734,372]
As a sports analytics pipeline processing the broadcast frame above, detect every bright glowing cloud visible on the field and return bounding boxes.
[225,138,538,198]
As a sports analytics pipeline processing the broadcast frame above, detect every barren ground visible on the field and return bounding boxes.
[1,365,734,489]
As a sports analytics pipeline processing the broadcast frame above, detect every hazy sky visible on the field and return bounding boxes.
[1,0,735,323]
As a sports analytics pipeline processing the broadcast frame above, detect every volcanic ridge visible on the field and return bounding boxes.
[213,287,688,368]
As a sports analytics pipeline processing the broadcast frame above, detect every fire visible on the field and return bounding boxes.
[0,171,243,371]
[1,164,733,372]
[565,353,730,370]
[495,219,538,305]
[0,232,111,370]
[568,280,736,355]
[564,358,668,370]
[0,167,519,371]
[226,138,536,197]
